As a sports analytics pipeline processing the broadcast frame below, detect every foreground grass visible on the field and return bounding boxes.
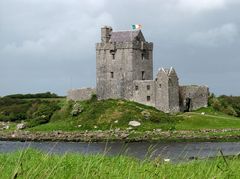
[0,149,240,179]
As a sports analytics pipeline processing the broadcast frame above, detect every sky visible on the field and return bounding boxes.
[0,0,240,96]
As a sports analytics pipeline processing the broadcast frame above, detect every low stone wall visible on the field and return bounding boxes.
[67,88,96,101]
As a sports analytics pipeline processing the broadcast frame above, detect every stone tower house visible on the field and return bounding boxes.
[96,26,153,100]
[68,26,209,113]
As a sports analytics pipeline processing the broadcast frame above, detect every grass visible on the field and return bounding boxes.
[0,149,240,178]
[176,107,240,130]
[2,97,240,142]
[28,99,240,133]
[29,99,180,132]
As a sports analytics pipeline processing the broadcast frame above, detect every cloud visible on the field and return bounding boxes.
[188,23,239,47]
[176,0,240,13]
[0,0,240,96]
[0,0,114,62]
[178,0,226,13]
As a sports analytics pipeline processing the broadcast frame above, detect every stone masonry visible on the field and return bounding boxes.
[67,88,96,101]
[67,26,209,113]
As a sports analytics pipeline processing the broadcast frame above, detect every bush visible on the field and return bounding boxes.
[209,95,240,117]
[222,106,237,117]
[211,98,223,111]
[4,92,62,99]
[26,102,60,127]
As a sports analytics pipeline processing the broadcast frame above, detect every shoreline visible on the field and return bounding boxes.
[1,129,240,143]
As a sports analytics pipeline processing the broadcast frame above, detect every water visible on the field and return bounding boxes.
[1,141,240,162]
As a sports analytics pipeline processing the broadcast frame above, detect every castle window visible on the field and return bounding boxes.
[147,85,150,90]
[147,96,151,101]
[159,84,162,88]
[111,72,114,78]
[142,50,148,60]
[135,86,139,91]
[142,71,145,80]
[110,50,116,60]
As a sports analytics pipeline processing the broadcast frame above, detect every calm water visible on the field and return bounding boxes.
[1,141,240,161]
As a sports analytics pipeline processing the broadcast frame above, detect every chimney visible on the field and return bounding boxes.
[101,26,112,43]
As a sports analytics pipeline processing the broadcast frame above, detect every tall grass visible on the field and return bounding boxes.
[0,149,239,179]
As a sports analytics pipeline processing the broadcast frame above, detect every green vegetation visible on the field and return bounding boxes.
[209,94,240,117]
[0,149,239,179]
[1,93,240,140]
[4,92,64,99]
[0,97,62,127]
[30,97,181,132]
[176,107,240,130]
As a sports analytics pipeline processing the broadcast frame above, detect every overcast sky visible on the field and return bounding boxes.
[0,0,240,96]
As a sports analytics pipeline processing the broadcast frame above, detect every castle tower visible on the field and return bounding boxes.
[155,67,180,113]
[96,26,153,100]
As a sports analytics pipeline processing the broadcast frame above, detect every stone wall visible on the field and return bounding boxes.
[96,39,153,100]
[179,85,209,111]
[67,88,96,101]
[155,69,169,113]
[132,80,155,107]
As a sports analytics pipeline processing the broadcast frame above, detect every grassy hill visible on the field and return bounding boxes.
[1,95,240,134]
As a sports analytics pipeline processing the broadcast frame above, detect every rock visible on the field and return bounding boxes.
[155,129,162,132]
[16,123,26,130]
[114,120,118,124]
[114,128,120,132]
[164,159,170,162]
[201,112,205,115]
[128,121,141,127]
[94,125,98,129]
[71,103,84,116]
[141,111,151,120]
[3,125,9,130]
[77,125,82,128]
[126,127,133,130]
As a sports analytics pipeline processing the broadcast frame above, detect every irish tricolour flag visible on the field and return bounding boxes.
[132,24,142,30]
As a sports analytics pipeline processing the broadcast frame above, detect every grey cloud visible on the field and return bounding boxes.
[0,0,240,96]
[188,23,239,47]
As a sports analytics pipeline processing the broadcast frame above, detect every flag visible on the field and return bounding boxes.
[132,24,142,30]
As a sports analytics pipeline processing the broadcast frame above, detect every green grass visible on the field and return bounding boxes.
[29,99,180,132]
[0,149,240,179]
[2,97,240,135]
[29,99,240,133]
[176,107,240,130]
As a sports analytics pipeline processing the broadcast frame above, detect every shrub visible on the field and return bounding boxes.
[4,92,62,99]
[222,106,237,117]
[211,98,223,111]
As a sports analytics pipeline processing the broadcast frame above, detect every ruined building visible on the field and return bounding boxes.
[67,26,209,113]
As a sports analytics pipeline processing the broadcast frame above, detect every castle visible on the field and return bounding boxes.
[67,26,209,113]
